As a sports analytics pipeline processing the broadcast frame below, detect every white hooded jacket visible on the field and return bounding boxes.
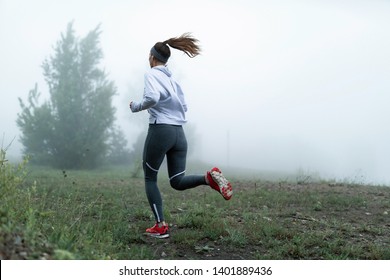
[130,66,187,125]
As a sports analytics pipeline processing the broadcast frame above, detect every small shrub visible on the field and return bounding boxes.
[0,149,53,259]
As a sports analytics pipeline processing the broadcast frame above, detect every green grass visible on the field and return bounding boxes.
[1,163,389,260]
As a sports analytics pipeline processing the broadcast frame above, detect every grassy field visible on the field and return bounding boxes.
[1,162,389,260]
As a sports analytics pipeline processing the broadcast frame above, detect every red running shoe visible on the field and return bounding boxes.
[145,223,169,239]
[207,167,233,200]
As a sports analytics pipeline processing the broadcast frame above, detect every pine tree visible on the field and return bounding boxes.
[17,22,122,169]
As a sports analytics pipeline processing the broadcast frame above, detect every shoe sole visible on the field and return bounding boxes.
[144,232,170,239]
[210,170,233,200]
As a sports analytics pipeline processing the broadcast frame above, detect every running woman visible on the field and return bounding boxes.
[129,33,232,238]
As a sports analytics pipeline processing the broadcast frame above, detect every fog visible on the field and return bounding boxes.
[1,0,390,184]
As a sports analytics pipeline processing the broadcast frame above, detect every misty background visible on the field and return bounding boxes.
[1,0,389,184]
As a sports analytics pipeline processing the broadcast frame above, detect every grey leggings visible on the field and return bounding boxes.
[143,124,206,222]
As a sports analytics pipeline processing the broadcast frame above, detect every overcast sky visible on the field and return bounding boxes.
[1,0,390,184]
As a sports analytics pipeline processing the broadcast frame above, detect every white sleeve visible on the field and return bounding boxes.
[130,72,160,113]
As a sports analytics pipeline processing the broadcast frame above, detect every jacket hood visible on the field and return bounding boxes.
[153,65,172,77]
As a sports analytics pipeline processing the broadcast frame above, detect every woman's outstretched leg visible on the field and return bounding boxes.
[166,127,232,199]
